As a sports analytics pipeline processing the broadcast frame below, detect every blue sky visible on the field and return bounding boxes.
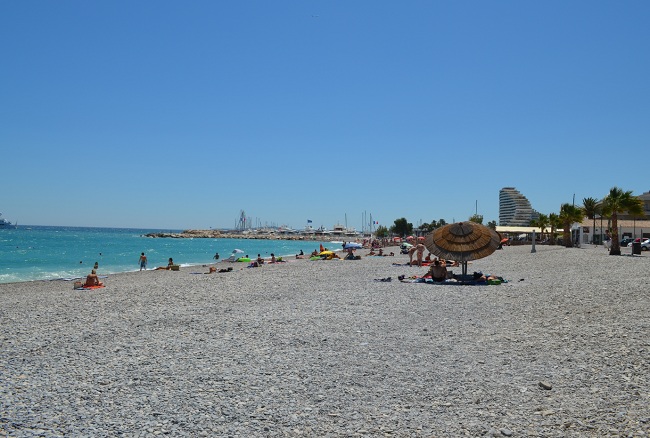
[2,1,648,230]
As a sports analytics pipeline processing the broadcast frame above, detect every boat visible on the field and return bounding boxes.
[314,226,331,236]
[345,227,359,237]
[331,223,359,237]
[0,213,17,229]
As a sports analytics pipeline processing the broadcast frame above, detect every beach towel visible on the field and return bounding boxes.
[75,285,106,290]
[398,275,507,285]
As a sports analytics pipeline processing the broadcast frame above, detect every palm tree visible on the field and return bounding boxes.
[601,187,645,255]
[549,213,560,245]
[582,197,599,245]
[530,214,549,241]
[559,203,584,248]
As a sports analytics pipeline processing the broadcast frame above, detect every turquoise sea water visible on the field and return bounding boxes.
[0,226,334,284]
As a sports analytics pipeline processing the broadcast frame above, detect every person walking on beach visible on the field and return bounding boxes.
[139,252,148,271]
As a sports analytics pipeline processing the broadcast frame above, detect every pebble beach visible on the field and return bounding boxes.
[1,244,648,437]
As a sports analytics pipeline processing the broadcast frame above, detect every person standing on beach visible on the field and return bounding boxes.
[139,252,148,271]
[415,242,426,267]
[408,245,417,265]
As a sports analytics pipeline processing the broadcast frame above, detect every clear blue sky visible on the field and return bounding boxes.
[2,1,648,230]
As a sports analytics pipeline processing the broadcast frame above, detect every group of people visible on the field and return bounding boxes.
[407,242,427,267]
[365,248,395,257]
[248,253,284,267]
[406,244,460,268]
[138,253,179,271]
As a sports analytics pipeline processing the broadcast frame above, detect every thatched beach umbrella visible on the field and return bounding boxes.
[424,222,501,278]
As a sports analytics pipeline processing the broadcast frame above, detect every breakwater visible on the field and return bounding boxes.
[144,229,359,242]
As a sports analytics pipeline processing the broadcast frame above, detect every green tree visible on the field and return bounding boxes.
[375,225,389,238]
[601,187,645,255]
[468,214,483,224]
[581,197,599,245]
[549,213,561,245]
[530,213,549,240]
[390,218,413,237]
[420,218,449,232]
[486,220,497,230]
[559,203,584,248]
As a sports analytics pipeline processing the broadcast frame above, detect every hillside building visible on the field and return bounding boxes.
[499,187,539,226]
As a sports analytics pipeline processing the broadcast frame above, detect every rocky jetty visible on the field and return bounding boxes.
[144,230,347,241]
[144,229,222,238]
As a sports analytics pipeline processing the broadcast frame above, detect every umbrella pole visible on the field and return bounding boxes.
[462,261,468,277]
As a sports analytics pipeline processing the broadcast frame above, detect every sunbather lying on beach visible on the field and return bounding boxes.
[206,266,233,273]
[155,258,175,270]
[471,272,503,282]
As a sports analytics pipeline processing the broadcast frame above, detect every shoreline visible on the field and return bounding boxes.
[1,245,648,435]
[1,230,368,285]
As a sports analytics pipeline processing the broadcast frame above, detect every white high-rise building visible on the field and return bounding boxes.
[499,187,539,226]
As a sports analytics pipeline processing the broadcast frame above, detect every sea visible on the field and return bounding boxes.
[0,226,335,284]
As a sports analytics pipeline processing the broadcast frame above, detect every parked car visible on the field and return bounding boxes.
[627,238,650,250]
[620,237,634,247]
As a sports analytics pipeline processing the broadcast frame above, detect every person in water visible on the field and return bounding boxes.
[83,269,103,287]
